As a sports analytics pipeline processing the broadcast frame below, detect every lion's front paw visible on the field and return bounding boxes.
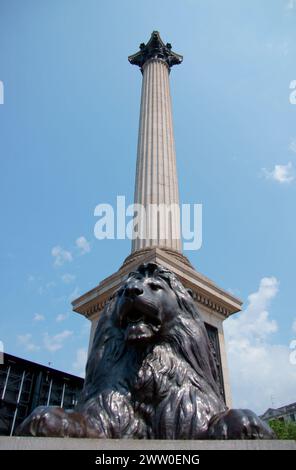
[16,406,91,438]
[208,409,275,440]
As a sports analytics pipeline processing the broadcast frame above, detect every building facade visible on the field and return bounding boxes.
[0,353,83,436]
[260,402,296,423]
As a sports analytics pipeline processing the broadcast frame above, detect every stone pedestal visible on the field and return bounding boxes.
[72,247,242,407]
[0,437,295,450]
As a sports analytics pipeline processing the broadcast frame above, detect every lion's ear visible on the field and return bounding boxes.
[187,289,194,298]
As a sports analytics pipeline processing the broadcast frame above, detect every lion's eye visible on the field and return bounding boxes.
[149,283,162,291]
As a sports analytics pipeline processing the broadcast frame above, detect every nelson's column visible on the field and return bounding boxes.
[72,32,242,407]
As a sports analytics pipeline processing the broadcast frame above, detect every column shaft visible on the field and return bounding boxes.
[132,59,181,253]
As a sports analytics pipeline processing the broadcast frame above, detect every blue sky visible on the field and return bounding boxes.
[0,0,295,414]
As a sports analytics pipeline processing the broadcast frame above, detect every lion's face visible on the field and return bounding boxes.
[115,270,180,343]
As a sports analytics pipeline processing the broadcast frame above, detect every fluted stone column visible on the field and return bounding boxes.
[72,32,241,408]
[129,32,183,253]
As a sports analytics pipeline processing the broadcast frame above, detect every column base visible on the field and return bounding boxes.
[122,247,193,269]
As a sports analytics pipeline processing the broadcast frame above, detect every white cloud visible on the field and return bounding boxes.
[52,237,90,267]
[289,138,296,153]
[61,273,76,284]
[224,277,296,414]
[51,245,73,266]
[37,281,55,296]
[286,0,296,9]
[27,275,35,282]
[46,281,55,289]
[226,277,278,341]
[262,162,294,184]
[43,330,73,352]
[72,348,87,378]
[33,313,45,322]
[81,321,91,336]
[292,319,296,333]
[76,236,91,255]
[68,286,80,302]
[266,41,289,56]
[56,313,68,322]
[17,334,40,351]
[227,287,240,297]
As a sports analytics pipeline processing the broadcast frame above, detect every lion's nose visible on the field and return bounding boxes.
[124,284,144,298]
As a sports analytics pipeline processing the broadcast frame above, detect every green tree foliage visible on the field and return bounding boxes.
[269,419,296,439]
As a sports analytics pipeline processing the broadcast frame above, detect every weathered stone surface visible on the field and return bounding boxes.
[0,437,295,450]
[132,56,182,252]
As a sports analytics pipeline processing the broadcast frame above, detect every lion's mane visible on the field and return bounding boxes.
[77,263,226,439]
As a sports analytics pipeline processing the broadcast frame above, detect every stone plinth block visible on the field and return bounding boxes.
[0,437,295,450]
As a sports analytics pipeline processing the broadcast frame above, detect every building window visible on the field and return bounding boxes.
[0,354,84,436]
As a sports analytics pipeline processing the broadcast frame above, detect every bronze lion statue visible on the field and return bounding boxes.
[17,263,274,439]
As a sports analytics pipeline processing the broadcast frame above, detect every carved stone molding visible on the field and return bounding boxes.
[128,31,183,72]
